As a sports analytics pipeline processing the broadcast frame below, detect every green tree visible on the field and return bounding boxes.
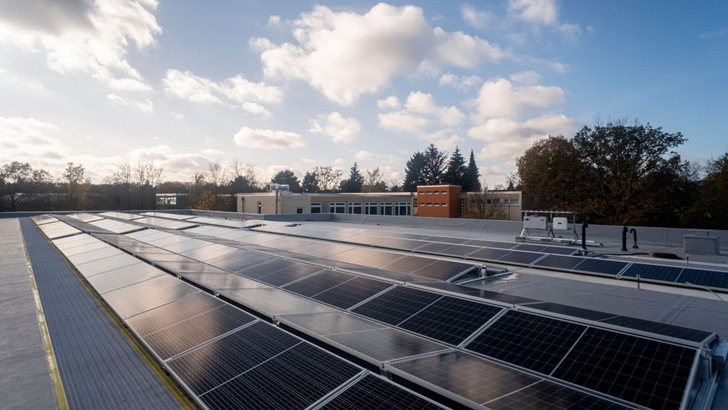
[573,119,686,224]
[339,163,364,192]
[445,146,466,187]
[683,152,728,229]
[271,169,301,192]
[422,143,447,185]
[312,166,342,192]
[402,151,426,192]
[463,149,481,192]
[302,171,319,193]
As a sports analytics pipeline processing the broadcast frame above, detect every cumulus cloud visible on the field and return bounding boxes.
[405,91,439,114]
[473,78,564,119]
[378,111,429,133]
[0,0,161,91]
[233,127,306,149]
[107,94,154,112]
[257,3,505,105]
[510,71,542,85]
[355,150,376,161]
[468,114,578,160]
[163,69,282,115]
[508,0,582,42]
[460,3,491,29]
[438,73,483,92]
[377,96,401,110]
[309,112,360,144]
[379,91,464,136]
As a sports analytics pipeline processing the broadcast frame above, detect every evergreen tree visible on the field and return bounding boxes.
[422,143,447,185]
[463,149,481,192]
[445,146,466,186]
[302,171,319,193]
[271,169,301,192]
[340,162,364,192]
[402,151,426,192]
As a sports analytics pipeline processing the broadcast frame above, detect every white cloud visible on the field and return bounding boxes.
[510,71,542,85]
[355,150,376,161]
[473,78,565,119]
[509,0,558,26]
[559,23,582,43]
[440,106,466,126]
[309,112,360,144]
[460,3,491,29]
[438,73,483,92]
[379,91,464,134]
[0,0,160,91]
[377,96,401,110]
[242,102,272,118]
[378,111,429,133]
[267,15,281,27]
[468,114,578,160]
[548,61,571,73]
[163,69,222,104]
[107,94,154,112]
[233,127,306,149]
[220,75,284,104]
[405,92,439,114]
[257,3,505,105]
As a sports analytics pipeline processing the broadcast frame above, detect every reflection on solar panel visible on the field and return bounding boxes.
[38,220,81,239]
[466,310,586,374]
[187,216,249,228]
[313,277,393,309]
[380,256,434,274]
[167,322,300,395]
[352,286,442,326]
[126,292,223,336]
[181,244,238,262]
[86,263,164,294]
[140,212,195,220]
[256,263,323,286]
[411,259,476,281]
[31,214,57,225]
[679,268,728,289]
[278,312,385,336]
[330,248,402,268]
[417,242,458,254]
[220,288,337,317]
[552,327,696,410]
[99,211,144,220]
[621,263,683,282]
[68,213,104,222]
[326,328,448,363]
[321,374,444,409]
[75,254,142,278]
[282,269,352,297]
[398,296,503,345]
[601,315,713,343]
[104,275,200,319]
[234,258,300,279]
[89,219,141,234]
[466,247,512,261]
[485,379,630,410]
[134,217,197,230]
[418,282,539,305]
[573,258,628,276]
[497,250,543,265]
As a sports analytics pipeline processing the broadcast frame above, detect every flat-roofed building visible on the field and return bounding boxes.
[237,192,416,216]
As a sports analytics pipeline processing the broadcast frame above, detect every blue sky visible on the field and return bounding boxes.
[1,1,726,187]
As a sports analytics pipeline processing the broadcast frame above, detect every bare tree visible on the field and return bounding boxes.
[207,160,227,188]
[314,166,343,192]
[461,187,506,220]
[362,167,386,192]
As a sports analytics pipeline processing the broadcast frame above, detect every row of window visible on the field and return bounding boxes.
[419,203,448,207]
[418,190,448,195]
[310,202,412,216]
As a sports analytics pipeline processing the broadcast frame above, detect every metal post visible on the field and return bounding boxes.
[621,226,628,252]
[630,228,638,249]
[581,219,589,251]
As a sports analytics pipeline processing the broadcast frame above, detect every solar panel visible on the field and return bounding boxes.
[422,236,468,245]
[75,254,142,278]
[398,296,503,345]
[466,247,512,261]
[199,343,361,410]
[390,351,541,406]
[324,327,447,363]
[256,263,323,286]
[140,212,195,220]
[417,242,458,254]
[103,275,200,319]
[89,219,141,234]
[234,258,300,279]
[321,374,444,410]
[466,310,586,374]
[678,268,728,290]
[526,302,617,322]
[418,282,539,305]
[497,251,544,265]
[533,254,586,270]
[135,217,197,230]
[167,322,300,395]
[294,242,354,258]
[203,250,265,272]
[542,246,579,256]
[282,269,353,297]
[330,248,402,268]
[513,243,548,252]
[463,239,494,247]
[31,214,57,225]
[142,304,256,360]
[181,244,238,262]
[99,211,143,220]
[487,241,518,249]
[68,247,124,265]
[380,256,435,274]
[440,244,479,257]
[552,327,696,410]
[600,315,713,343]
[352,286,442,326]
[484,379,631,410]
[621,263,683,282]
[377,237,429,251]
[126,292,224,336]
[278,312,386,335]
[313,277,393,310]
[573,258,628,276]
[60,240,110,256]
[86,263,166,294]
[411,259,476,281]
[220,288,337,317]
[183,272,271,290]
[154,260,228,274]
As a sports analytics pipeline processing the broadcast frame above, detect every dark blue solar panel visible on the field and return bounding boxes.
[533,254,585,270]
[398,296,502,345]
[601,316,713,343]
[621,263,683,282]
[282,269,352,297]
[552,327,696,410]
[312,277,393,309]
[573,258,628,276]
[321,374,444,409]
[466,311,586,374]
[497,251,543,265]
[485,379,632,410]
[467,248,512,261]
[352,286,442,326]
[678,268,728,290]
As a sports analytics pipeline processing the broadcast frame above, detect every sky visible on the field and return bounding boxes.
[0,0,726,187]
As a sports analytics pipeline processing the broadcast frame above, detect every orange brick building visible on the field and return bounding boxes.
[416,185,461,218]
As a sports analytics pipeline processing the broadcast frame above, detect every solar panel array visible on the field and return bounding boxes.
[37,213,725,409]
[41,222,445,410]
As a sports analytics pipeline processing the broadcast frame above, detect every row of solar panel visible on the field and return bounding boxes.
[117,226,706,410]
[44,229,446,409]
[106,227,648,409]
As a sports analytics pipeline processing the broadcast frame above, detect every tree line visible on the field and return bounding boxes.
[515,119,728,229]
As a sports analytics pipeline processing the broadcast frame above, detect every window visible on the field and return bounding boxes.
[395,202,411,216]
[420,202,425,207]
[380,202,393,215]
[419,191,425,195]
[460,198,466,215]
[441,190,447,195]
[296,208,304,214]
[311,202,322,213]
[434,191,439,195]
[503,198,520,205]
[434,203,440,207]
[365,202,378,215]
[331,202,346,213]
[441,203,447,207]
[426,191,432,194]
[348,202,363,214]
